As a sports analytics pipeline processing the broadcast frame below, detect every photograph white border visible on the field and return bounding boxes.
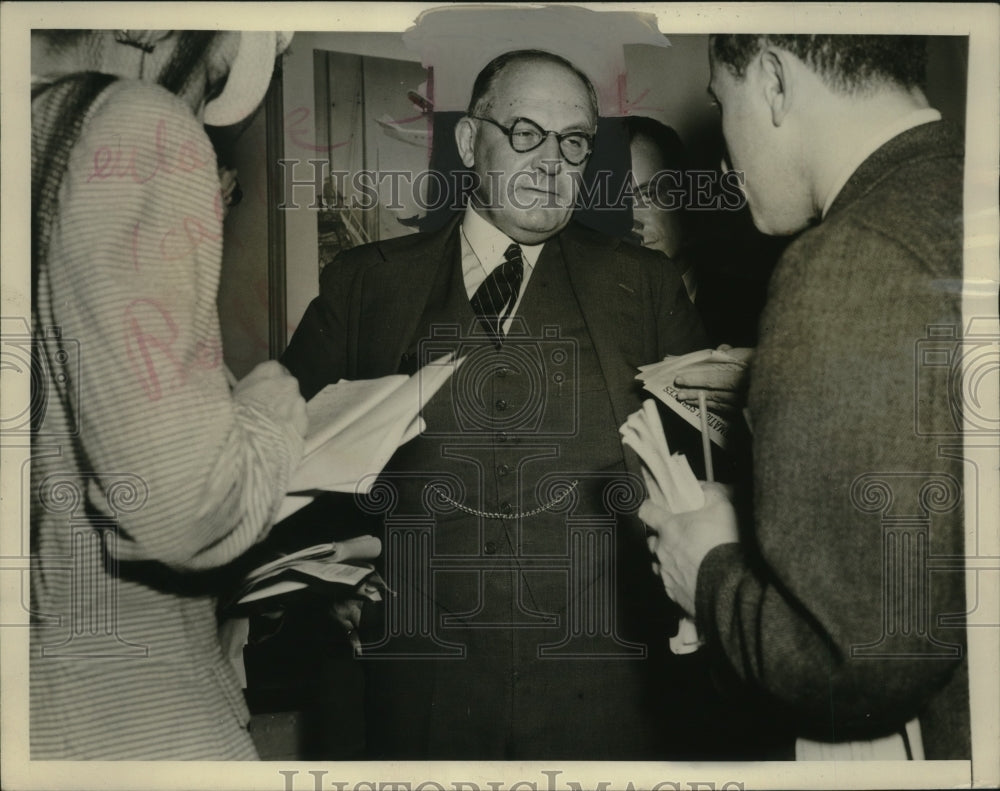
[2,3,997,790]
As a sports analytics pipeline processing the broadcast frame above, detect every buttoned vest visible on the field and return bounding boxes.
[359,241,683,759]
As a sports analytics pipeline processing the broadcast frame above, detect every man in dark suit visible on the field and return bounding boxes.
[280,49,771,760]
[642,35,969,759]
[623,116,696,300]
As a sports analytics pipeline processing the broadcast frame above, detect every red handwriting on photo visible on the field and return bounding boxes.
[616,74,662,116]
[285,106,351,153]
[130,192,226,272]
[124,298,222,402]
[88,118,211,184]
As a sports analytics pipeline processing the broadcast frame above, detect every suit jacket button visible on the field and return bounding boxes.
[484,541,498,555]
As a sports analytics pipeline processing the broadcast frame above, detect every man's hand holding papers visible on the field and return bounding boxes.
[670,345,753,412]
[223,536,386,656]
[638,482,737,618]
[621,400,737,627]
[227,535,385,611]
[638,347,752,429]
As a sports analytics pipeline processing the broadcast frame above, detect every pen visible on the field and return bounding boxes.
[697,391,714,483]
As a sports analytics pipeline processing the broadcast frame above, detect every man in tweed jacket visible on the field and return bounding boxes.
[642,35,969,759]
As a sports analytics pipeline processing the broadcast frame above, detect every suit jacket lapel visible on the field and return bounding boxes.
[556,224,650,529]
[356,215,463,376]
[354,217,647,441]
[556,225,646,442]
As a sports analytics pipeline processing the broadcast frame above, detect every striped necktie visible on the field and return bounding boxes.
[470,242,524,345]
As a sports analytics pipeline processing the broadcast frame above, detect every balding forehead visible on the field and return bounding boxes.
[484,57,597,119]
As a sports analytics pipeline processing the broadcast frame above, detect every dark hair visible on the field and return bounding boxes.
[32,30,219,95]
[623,116,691,235]
[623,116,689,173]
[710,35,928,93]
[156,31,218,96]
[467,49,598,121]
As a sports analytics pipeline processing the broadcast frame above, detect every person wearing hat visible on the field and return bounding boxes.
[30,30,302,759]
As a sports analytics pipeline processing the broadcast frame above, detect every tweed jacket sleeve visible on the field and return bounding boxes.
[693,129,966,746]
[41,81,303,570]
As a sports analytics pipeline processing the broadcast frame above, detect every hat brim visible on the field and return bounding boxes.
[203,31,288,127]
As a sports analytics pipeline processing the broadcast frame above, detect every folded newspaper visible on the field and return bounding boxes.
[636,349,739,449]
[619,399,705,655]
[275,353,461,522]
[226,534,385,614]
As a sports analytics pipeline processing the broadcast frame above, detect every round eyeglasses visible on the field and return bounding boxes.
[470,116,594,166]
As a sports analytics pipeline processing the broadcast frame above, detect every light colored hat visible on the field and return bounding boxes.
[203,31,293,126]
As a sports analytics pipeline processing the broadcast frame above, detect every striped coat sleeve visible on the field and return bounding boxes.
[46,81,302,570]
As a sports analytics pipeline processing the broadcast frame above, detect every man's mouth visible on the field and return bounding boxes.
[522,185,558,196]
[515,185,566,207]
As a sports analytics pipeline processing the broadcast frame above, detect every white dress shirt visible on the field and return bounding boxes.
[460,206,544,333]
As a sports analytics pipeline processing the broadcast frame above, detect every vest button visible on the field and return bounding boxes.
[497,463,511,477]
[496,432,509,442]
[501,502,513,515]
[495,398,508,411]
[484,541,498,555]
[496,366,509,378]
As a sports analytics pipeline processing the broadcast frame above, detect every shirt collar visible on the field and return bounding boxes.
[461,206,544,272]
[821,108,942,218]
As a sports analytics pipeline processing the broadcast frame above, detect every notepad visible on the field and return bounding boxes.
[227,535,385,612]
[273,353,461,521]
[635,349,737,448]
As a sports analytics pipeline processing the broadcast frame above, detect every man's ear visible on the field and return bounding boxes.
[759,48,791,126]
[455,116,477,168]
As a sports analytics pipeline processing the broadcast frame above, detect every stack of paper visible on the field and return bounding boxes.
[275,354,460,521]
[620,399,705,655]
[620,399,704,514]
[636,349,736,448]
[227,535,384,612]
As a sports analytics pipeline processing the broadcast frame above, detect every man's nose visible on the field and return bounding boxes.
[533,132,564,174]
